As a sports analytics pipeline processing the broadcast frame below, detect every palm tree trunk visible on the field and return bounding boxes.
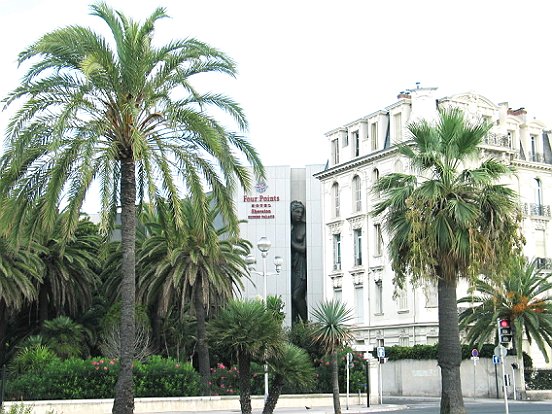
[330,348,341,414]
[193,287,210,395]
[437,276,465,414]
[0,299,7,365]
[238,353,252,414]
[38,282,49,324]
[262,374,284,414]
[112,157,136,414]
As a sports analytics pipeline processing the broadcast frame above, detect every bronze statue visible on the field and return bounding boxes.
[290,200,307,322]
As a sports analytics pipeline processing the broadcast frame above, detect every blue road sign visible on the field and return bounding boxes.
[377,346,385,358]
[471,348,479,357]
[492,355,501,365]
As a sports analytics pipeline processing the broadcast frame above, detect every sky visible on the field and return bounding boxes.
[1,0,551,172]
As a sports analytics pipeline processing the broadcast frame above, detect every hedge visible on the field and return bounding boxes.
[525,369,552,390]
[5,356,200,400]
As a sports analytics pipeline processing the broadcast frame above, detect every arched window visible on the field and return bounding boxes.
[536,178,543,206]
[372,168,380,197]
[352,175,362,212]
[332,182,340,217]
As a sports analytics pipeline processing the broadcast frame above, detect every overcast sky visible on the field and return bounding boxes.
[1,0,551,171]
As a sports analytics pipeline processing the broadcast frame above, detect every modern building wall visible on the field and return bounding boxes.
[235,165,325,326]
[315,87,552,368]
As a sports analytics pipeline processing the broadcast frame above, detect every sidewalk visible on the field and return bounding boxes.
[144,403,407,414]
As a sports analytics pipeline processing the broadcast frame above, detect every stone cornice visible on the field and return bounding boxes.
[314,147,400,180]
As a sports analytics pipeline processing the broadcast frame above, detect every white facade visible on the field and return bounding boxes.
[315,87,552,367]
[235,165,325,326]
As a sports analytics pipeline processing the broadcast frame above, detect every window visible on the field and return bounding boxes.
[352,175,362,212]
[531,135,537,161]
[399,336,409,347]
[333,234,341,270]
[352,130,360,157]
[375,280,383,314]
[374,224,383,256]
[332,183,340,217]
[334,288,342,303]
[355,287,364,323]
[536,229,546,259]
[536,178,543,206]
[372,168,380,197]
[394,113,402,142]
[343,132,349,147]
[371,122,378,151]
[397,288,408,310]
[425,282,438,308]
[354,228,362,266]
[332,139,340,165]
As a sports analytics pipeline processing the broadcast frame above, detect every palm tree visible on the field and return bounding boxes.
[0,235,42,365]
[137,197,251,394]
[0,3,262,412]
[209,298,285,414]
[459,257,552,362]
[262,343,315,414]
[33,214,101,324]
[372,108,523,414]
[311,299,353,414]
[41,315,87,359]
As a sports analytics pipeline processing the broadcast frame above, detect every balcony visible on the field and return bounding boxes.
[482,132,511,149]
[523,203,551,217]
[534,257,552,270]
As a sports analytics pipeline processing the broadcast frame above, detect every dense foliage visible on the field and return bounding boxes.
[5,356,199,400]
[525,369,552,390]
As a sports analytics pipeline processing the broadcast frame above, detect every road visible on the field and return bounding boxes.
[385,396,552,413]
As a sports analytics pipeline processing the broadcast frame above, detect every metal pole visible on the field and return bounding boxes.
[501,356,509,414]
[511,365,516,401]
[378,361,383,404]
[473,359,476,399]
[495,362,499,399]
[262,251,268,403]
[346,353,350,410]
[365,360,370,408]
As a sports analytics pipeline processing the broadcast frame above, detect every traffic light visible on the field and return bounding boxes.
[497,318,513,346]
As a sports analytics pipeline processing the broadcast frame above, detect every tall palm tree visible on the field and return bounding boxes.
[372,108,523,414]
[459,257,552,362]
[137,197,251,394]
[209,298,285,414]
[0,3,262,412]
[311,299,353,414]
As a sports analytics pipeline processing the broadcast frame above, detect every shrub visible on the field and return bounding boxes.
[525,369,552,390]
[314,349,366,394]
[5,356,200,400]
[0,404,33,414]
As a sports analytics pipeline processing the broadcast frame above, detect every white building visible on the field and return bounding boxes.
[314,87,552,367]
[235,165,325,327]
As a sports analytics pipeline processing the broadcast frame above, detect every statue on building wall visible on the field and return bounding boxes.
[290,200,307,322]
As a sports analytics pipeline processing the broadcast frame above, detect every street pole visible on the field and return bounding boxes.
[365,359,370,408]
[501,353,509,414]
[261,248,268,404]
[346,353,350,410]
[378,360,383,405]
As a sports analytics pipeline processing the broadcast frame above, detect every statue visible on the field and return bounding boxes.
[290,200,307,322]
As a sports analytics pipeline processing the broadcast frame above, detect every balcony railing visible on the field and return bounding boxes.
[523,203,551,217]
[482,132,511,148]
[534,257,552,270]
[514,152,547,163]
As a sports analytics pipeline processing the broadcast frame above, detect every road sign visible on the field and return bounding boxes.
[377,346,385,358]
[492,355,501,365]
[471,348,479,357]
[494,345,507,358]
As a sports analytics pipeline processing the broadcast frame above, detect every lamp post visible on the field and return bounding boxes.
[245,236,283,403]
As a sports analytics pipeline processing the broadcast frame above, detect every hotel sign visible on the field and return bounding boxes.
[243,194,280,220]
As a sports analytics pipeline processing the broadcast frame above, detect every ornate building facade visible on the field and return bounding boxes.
[314,87,552,367]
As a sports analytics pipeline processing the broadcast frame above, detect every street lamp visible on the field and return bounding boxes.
[245,236,283,403]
